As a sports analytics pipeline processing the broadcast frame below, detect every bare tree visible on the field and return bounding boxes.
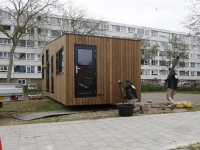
[0,0,61,83]
[182,0,200,36]
[58,1,108,35]
[133,34,160,65]
[163,35,189,68]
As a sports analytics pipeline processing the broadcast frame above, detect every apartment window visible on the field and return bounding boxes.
[17,40,26,47]
[37,54,41,60]
[27,54,35,60]
[26,28,35,35]
[26,66,35,73]
[38,66,42,73]
[144,60,149,65]
[191,62,196,68]
[27,41,34,47]
[101,24,109,30]
[151,60,158,66]
[152,50,158,55]
[197,63,200,68]
[151,30,157,36]
[197,72,200,76]
[37,28,48,36]
[179,34,185,39]
[151,40,158,45]
[179,62,185,67]
[56,47,64,74]
[62,19,70,26]
[2,25,11,33]
[160,61,166,66]
[159,51,166,56]
[191,71,196,76]
[172,33,177,38]
[152,70,158,75]
[197,54,200,59]
[137,28,144,35]
[38,41,46,48]
[18,79,26,85]
[0,66,8,72]
[0,39,11,45]
[51,30,62,37]
[14,66,26,73]
[179,71,185,76]
[14,53,26,60]
[112,25,120,32]
[120,26,126,32]
[128,27,135,33]
[166,61,171,66]
[159,70,167,75]
[186,71,189,76]
[158,32,169,37]
[185,62,189,67]
[50,17,61,25]
[145,30,149,35]
[141,69,149,75]
[190,53,196,59]
[159,41,167,47]
[0,52,10,59]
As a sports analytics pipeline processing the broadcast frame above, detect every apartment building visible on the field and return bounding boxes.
[0,12,200,85]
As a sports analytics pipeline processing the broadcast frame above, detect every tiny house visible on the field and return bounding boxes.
[42,34,141,106]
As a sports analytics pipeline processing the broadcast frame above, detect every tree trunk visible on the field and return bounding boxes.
[6,45,16,83]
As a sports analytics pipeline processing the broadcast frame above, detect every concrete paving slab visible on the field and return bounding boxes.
[1,111,200,150]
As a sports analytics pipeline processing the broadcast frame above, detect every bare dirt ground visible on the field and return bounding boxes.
[0,96,196,126]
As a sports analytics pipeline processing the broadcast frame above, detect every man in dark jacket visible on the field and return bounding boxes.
[165,68,179,110]
[118,78,143,113]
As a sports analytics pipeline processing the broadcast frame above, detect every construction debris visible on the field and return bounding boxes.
[28,94,43,100]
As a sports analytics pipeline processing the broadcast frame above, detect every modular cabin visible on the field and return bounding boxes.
[42,34,141,106]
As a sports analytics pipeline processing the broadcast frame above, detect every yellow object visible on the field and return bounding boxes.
[18,91,22,93]
[168,101,194,108]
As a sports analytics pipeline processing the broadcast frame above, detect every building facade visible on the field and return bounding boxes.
[0,12,200,85]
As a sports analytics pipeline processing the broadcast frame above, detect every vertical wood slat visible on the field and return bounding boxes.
[42,34,141,106]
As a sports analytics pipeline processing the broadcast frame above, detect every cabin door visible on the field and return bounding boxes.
[74,45,97,98]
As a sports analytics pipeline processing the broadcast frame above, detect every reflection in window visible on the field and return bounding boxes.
[14,53,26,60]
[56,47,64,74]
[14,66,26,73]
[112,25,120,32]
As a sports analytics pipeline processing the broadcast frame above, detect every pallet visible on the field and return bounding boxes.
[28,94,43,100]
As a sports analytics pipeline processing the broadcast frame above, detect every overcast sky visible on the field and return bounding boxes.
[73,0,190,32]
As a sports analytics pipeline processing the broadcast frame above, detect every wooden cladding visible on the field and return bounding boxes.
[42,34,141,106]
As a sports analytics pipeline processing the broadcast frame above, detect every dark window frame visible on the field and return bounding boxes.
[56,47,64,75]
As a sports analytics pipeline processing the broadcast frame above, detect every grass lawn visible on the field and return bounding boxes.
[171,143,200,150]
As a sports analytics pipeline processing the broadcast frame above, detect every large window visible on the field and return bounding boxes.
[159,41,168,47]
[26,66,35,73]
[158,32,170,37]
[179,71,185,76]
[14,53,26,60]
[197,63,200,68]
[112,25,120,32]
[137,28,144,35]
[159,51,166,56]
[191,62,196,68]
[0,39,11,45]
[151,70,158,75]
[0,52,10,59]
[197,72,200,76]
[190,53,196,59]
[151,30,158,36]
[27,53,35,60]
[128,27,135,33]
[159,70,167,75]
[14,66,26,73]
[0,66,8,72]
[56,47,64,74]
[101,24,109,30]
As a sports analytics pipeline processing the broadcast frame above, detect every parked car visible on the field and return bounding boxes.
[178,82,191,87]
[27,83,38,90]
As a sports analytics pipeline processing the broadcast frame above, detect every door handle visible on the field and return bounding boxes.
[76,65,80,73]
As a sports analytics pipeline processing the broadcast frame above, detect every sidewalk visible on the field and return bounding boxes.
[1,111,200,150]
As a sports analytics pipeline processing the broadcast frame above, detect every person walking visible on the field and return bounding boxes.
[165,68,179,110]
[118,78,143,113]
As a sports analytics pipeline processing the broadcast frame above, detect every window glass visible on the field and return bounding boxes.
[137,28,144,35]
[159,70,166,75]
[14,66,26,73]
[14,53,26,60]
[56,47,64,74]
[128,27,135,33]
[159,51,166,56]
[112,25,120,32]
